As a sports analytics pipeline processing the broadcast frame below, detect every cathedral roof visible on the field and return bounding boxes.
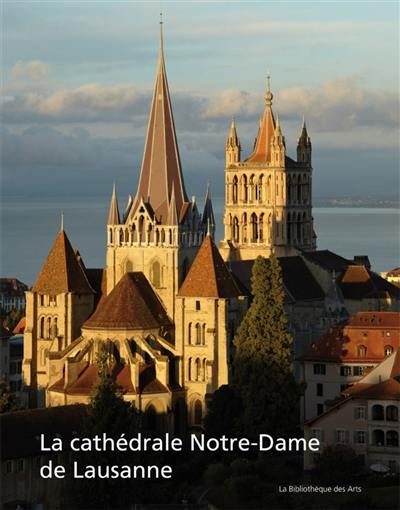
[83,272,171,330]
[33,229,94,295]
[178,235,241,298]
[339,265,400,300]
[129,23,189,224]
[245,80,275,164]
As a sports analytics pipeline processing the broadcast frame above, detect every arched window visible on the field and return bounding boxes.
[384,345,393,357]
[161,229,165,243]
[386,430,399,447]
[119,229,123,244]
[297,212,302,243]
[240,174,248,203]
[386,406,398,422]
[232,176,238,204]
[202,324,206,345]
[249,175,255,203]
[258,175,264,202]
[259,213,264,242]
[151,260,161,288]
[46,317,51,339]
[233,217,239,243]
[39,317,45,338]
[138,215,145,241]
[297,174,302,203]
[372,429,385,446]
[195,324,201,345]
[194,400,202,425]
[124,228,129,243]
[188,323,192,345]
[188,357,192,380]
[357,345,367,358]
[242,213,247,243]
[50,317,58,338]
[287,213,292,244]
[109,228,113,244]
[203,358,207,380]
[372,405,384,421]
[195,358,201,381]
[250,213,258,242]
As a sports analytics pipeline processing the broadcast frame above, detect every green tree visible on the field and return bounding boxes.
[314,445,364,483]
[0,377,19,413]
[204,384,242,437]
[233,254,303,437]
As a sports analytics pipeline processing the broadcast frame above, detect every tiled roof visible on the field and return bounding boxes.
[33,229,94,295]
[139,363,168,394]
[84,272,171,330]
[339,265,400,300]
[301,312,400,363]
[245,98,275,164]
[229,256,324,301]
[387,267,400,277]
[178,236,241,298]
[1,404,87,459]
[301,250,353,272]
[12,317,25,335]
[345,378,400,400]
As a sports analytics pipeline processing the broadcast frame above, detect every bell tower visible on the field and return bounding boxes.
[220,78,316,261]
[106,22,205,321]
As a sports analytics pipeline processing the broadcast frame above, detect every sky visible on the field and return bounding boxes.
[1,0,399,203]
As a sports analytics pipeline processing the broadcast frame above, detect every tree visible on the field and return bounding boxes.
[204,384,242,437]
[233,254,303,437]
[314,445,364,482]
[0,378,19,413]
[2,307,24,332]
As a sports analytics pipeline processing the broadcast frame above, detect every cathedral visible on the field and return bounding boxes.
[22,23,318,428]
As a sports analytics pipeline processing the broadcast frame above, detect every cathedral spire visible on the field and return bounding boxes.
[107,182,120,225]
[167,182,178,225]
[297,115,312,163]
[202,182,215,238]
[131,20,189,224]
[245,75,275,163]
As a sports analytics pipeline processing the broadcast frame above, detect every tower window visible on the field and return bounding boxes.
[151,261,161,288]
[195,300,201,311]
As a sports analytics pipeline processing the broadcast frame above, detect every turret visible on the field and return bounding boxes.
[297,117,312,164]
[270,114,285,166]
[107,182,120,225]
[201,183,216,238]
[225,118,241,166]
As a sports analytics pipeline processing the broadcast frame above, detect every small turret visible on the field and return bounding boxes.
[297,116,312,164]
[225,117,241,166]
[167,182,178,225]
[107,183,120,225]
[270,114,286,166]
[202,183,216,238]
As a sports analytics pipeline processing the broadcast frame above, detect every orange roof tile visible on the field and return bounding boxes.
[84,272,171,330]
[178,235,241,298]
[12,317,25,335]
[245,102,275,163]
[33,230,94,295]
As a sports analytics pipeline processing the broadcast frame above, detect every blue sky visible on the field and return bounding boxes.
[2,0,399,200]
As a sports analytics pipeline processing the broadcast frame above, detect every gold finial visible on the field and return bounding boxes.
[264,73,273,106]
[159,12,164,54]
[60,212,64,231]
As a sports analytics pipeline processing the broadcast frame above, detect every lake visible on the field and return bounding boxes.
[1,195,398,286]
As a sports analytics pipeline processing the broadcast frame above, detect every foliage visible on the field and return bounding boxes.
[233,254,303,438]
[314,445,365,483]
[2,307,24,332]
[204,384,242,437]
[0,377,19,413]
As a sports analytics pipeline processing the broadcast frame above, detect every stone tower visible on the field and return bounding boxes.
[106,22,204,321]
[220,79,316,261]
[22,224,95,407]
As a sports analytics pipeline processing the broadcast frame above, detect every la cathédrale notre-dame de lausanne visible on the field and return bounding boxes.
[21,23,399,429]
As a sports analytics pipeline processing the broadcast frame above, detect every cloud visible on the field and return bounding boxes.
[11,60,49,80]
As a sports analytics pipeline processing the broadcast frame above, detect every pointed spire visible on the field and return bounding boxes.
[226,116,240,147]
[60,211,64,232]
[167,182,178,225]
[107,182,120,225]
[130,20,189,224]
[246,75,275,163]
[297,115,312,163]
[202,182,216,238]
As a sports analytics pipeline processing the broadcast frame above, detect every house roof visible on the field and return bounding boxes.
[229,256,324,301]
[0,404,87,460]
[345,378,400,401]
[339,265,400,300]
[178,235,241,298]
[12,317,25,335]
[84,272,171,330]
[301,312,400,363]
[33,229,94,295]
[301,250,353,272]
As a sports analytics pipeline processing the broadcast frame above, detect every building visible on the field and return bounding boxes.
[381,267,400,288]
[1,404,86,510]
[0,278,28,312]
[301,312,400,421]
[304,349,400,473]
[219,81,316,262]
[21,24,248,427]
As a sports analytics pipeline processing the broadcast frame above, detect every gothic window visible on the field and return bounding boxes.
[195,358,201,380]
[233,216,239,243]
[240,174,248,203]
[161,229,165,243]
[151,260,161,288]
[297,174,302,203]
[202,358,207,380]
[188,323,192,344]
[297,213,302,243]
[109,228,113,244]
[267,175,272,202]
[287,213,292,244]
[202,323,206,345]
[259,213,264,242]
[39,317,45,338]
[46,317,51,339]
[232,177,238,204]
[50,317,58,338]
[195,324,201,345]
[119,229,123,244]
[249,175,255,203]
[258,175,264,202]
[194,400,202,425]
[242,213,247,243]
[250,213,258,242]
[124,228,129,243]
[188,357,192,380]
